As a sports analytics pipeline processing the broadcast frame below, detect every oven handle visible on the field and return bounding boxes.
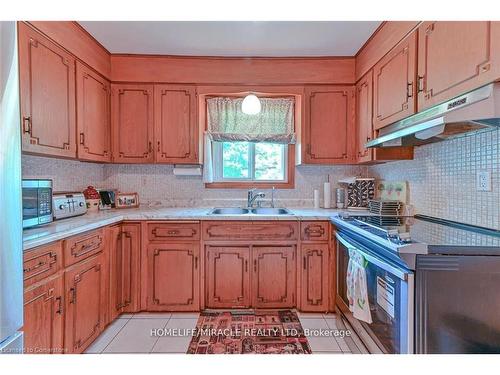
[336,233,409,281]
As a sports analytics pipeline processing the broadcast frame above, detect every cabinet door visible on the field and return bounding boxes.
[18,22,76,158]
[356,70,374,163]
[300,244,329,312]
[23,275,64,354]
[417,21,500,111]
[111,83,154,163]
[147,243,200,311]
[64,255,107,353]
[76,62,111,162]
[304,85,355,164]
[154,84,198,164]
[109,224,141,321]
[206,246,251,309]
[252,246,296,308]
[373,31,417,130]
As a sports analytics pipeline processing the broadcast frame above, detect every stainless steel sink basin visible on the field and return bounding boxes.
[208,207,292,215]
[209,207,251,215]
[250,208,292,215]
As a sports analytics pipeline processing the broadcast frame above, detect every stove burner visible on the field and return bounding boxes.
[338,215,413,245]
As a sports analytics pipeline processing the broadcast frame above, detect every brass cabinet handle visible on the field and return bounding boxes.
[245,260,248,272]
[56,296,63,315]
[79,132,85,145]
[254,259,257,272]
[148,141,153,153]
[69,288,76,304]
[194,256,198,269]
[407,82,414,98]
[303,256,307,270]
[417,75,425,93]
[22,116,31,134]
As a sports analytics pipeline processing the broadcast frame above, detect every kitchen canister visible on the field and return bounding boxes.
[313,189,320,209]
[336,188,345,209]
[323,181,331,209]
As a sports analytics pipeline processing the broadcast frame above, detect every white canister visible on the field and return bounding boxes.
[336,188,345,209]
[313,189,320,209]
[323,182,331,209]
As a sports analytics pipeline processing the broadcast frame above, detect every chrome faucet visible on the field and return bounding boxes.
[247,188,266,208]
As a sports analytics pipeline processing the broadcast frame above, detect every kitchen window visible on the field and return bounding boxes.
[213,141,288,182]
[203,94,296,188]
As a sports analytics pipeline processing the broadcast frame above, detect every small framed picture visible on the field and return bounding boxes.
[115,192,139,209]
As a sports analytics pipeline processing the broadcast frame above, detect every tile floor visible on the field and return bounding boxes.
[85,311,361,354]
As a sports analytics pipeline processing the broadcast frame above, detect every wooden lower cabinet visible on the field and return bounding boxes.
[64,254,107,354]
[252,246,296,308]
[300,244,329,312]
[23,275,64,354]
[109,223,141,321]
[147,242,200,311]
[206,246,251,309]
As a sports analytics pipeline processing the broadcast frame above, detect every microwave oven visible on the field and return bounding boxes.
[22,179,53,229]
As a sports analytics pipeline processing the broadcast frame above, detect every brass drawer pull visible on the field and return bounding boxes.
[56,296,63,314]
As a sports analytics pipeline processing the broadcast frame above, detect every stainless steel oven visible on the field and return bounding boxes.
[22,179,53,228]
[336,232,414,354]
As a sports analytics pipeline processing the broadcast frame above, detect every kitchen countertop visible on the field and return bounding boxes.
[23,206,372,251]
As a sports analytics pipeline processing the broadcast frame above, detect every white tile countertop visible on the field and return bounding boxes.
[22,206,373,251]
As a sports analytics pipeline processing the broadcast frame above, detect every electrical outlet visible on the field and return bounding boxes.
[477,171,492,192]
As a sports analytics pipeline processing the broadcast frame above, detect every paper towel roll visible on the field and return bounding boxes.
[313,189,320,209]
[323,182,331,209]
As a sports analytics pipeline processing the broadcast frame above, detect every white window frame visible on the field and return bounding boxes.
[213,141,288,183]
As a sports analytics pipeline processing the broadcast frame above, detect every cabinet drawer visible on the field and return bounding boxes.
[23,242,63,287]
[203,221,299,241]
[63,229,104,267]
[301,221,329,242]
[148,222,200,241]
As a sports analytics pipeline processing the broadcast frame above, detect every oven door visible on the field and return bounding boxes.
[336,232,414,354]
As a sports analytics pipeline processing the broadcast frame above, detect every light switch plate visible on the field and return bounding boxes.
[477,171,492,192]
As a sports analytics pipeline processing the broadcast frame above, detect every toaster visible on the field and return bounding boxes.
[52,192,87,220]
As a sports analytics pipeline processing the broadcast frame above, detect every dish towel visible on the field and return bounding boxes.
[346,248,373,324]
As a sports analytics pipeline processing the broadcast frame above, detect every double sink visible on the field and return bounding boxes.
[209,207,292,215]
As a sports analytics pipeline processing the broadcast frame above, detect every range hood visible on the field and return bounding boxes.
[366,83,500,148]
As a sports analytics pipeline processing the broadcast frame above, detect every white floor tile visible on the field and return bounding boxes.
[119,313,135,319]
[151,336,192,353]
[165,317,198,329]
[308,336,342,352]
[324,317,338,329]
[103,318,170,353]
[85,318,129,354]
[299,318,329,330]
[296,312,326,319]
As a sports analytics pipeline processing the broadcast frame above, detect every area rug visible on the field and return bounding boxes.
[187,310,312,354]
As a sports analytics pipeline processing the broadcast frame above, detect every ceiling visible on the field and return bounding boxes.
[78,21,381,57]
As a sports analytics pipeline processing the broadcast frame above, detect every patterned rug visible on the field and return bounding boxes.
[187,310,311,354]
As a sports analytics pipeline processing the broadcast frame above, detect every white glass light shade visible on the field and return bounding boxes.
[241,94,261,115]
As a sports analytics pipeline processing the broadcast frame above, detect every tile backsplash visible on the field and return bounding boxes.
[22,128,500,229]
[22,155,366,208]
[370,129,500,230]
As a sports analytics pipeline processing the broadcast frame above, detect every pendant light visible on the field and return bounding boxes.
[241,94,261,115]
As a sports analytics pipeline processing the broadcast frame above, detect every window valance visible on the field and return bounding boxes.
[206,97,295,144]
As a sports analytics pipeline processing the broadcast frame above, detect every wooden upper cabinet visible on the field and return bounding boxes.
[304,85,355,164]
[111,83,154,163]
[147,242,200,311]
[373,31,417,130]
[76,62,111,162]
[18,22,77,158]
[23,275,64,354]
[252,246,296,308]
[356,70,374,163]
[355,70,414,164]
[417,21,500,111]
[206,246,251,309]
[154,84,198,164]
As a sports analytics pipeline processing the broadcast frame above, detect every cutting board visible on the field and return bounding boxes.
[375,181,408,202]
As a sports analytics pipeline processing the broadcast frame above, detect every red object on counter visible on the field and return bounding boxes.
[83,186,100,200]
